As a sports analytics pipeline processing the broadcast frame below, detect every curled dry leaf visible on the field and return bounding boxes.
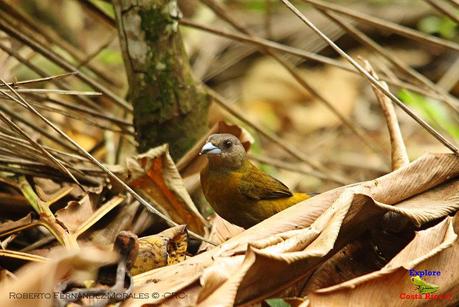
[130,225,188,276]
[309,211,459,306]
[199,215,244,253]
[302,176,458,293]
[55,194,98,233]
[122,153,458,306]
[0,245,117,307]
[125,145,207,235]
[0,213,36,237]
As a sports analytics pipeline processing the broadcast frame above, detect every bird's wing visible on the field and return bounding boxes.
[239,163,293,200]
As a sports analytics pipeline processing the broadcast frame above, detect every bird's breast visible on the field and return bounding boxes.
[200,165,310,228]
[200,167,252,223]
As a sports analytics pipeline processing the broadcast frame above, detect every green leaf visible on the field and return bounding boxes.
[265,298,291,307]
[398,89,459,140]
[418,15,458,39]
[244,0,268,12]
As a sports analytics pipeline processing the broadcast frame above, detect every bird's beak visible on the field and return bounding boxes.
[200,142,221,155]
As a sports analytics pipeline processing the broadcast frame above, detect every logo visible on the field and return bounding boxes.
[410,276,438,294]
[399,269,453,301]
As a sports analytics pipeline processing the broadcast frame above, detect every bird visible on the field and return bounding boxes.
[199,133,310,228]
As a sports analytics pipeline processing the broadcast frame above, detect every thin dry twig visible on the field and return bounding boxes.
[0,19,132,112]
[0,105,78,152]
[437,57,459,92]
[0,79,214,245]
[35,95,133,128]
[302,0,459,52]
[282,0,459,155]
[0,1,117,86]
[78,0,116,27]
[449,0,459,8]
[0,88,101,96]
[180,19,353,72]
[0,83,84,189]
[26,101,134,135]
[77,32,117,69]
[0,42,135,133]
[0,131,95,164]
[264,0,274,39]
[0,72,77,87]
[0,41,103,112]
[423,0,459,24]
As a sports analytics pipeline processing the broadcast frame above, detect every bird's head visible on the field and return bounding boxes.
[199,133,246,169]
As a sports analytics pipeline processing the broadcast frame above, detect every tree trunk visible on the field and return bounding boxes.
[113,0,209,160]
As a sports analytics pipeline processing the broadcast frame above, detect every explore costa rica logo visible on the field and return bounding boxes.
[399,269,453,301]
[410,276,438,294]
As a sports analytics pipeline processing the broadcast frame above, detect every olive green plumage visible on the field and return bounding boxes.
[200,134,310,229]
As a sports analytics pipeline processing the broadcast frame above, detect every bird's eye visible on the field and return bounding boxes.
[223,140,232,148]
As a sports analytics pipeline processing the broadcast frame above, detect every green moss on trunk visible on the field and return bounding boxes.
[114,0,209,159]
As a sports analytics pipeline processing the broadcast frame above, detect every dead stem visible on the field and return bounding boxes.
[0,19,132,112]
[363,60,410,170]
[301,0,459,52]
[0,41,104,111]
[18,176,78,248]
[0,80,84,188]
[0,72,76,87]
[423,0,459,24]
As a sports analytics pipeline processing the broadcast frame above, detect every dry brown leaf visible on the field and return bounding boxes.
[73,195,126,238]
[0,213,36,237]
[302,176,457,293]
[55,195,97,233]
[33,178,75,206]
[309,211,459,306]
[199,214,244,253]
[125,145,207,235]
[123,153,458,306]
[0,269,15,283]
[0,245,117,307]
[130,225,188,275]
[0,192,30,216]
[89,200,140,245]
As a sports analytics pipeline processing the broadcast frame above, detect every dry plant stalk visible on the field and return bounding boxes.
[363,60,410,170]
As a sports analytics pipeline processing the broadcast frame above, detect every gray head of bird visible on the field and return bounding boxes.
[199,133,246,169]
